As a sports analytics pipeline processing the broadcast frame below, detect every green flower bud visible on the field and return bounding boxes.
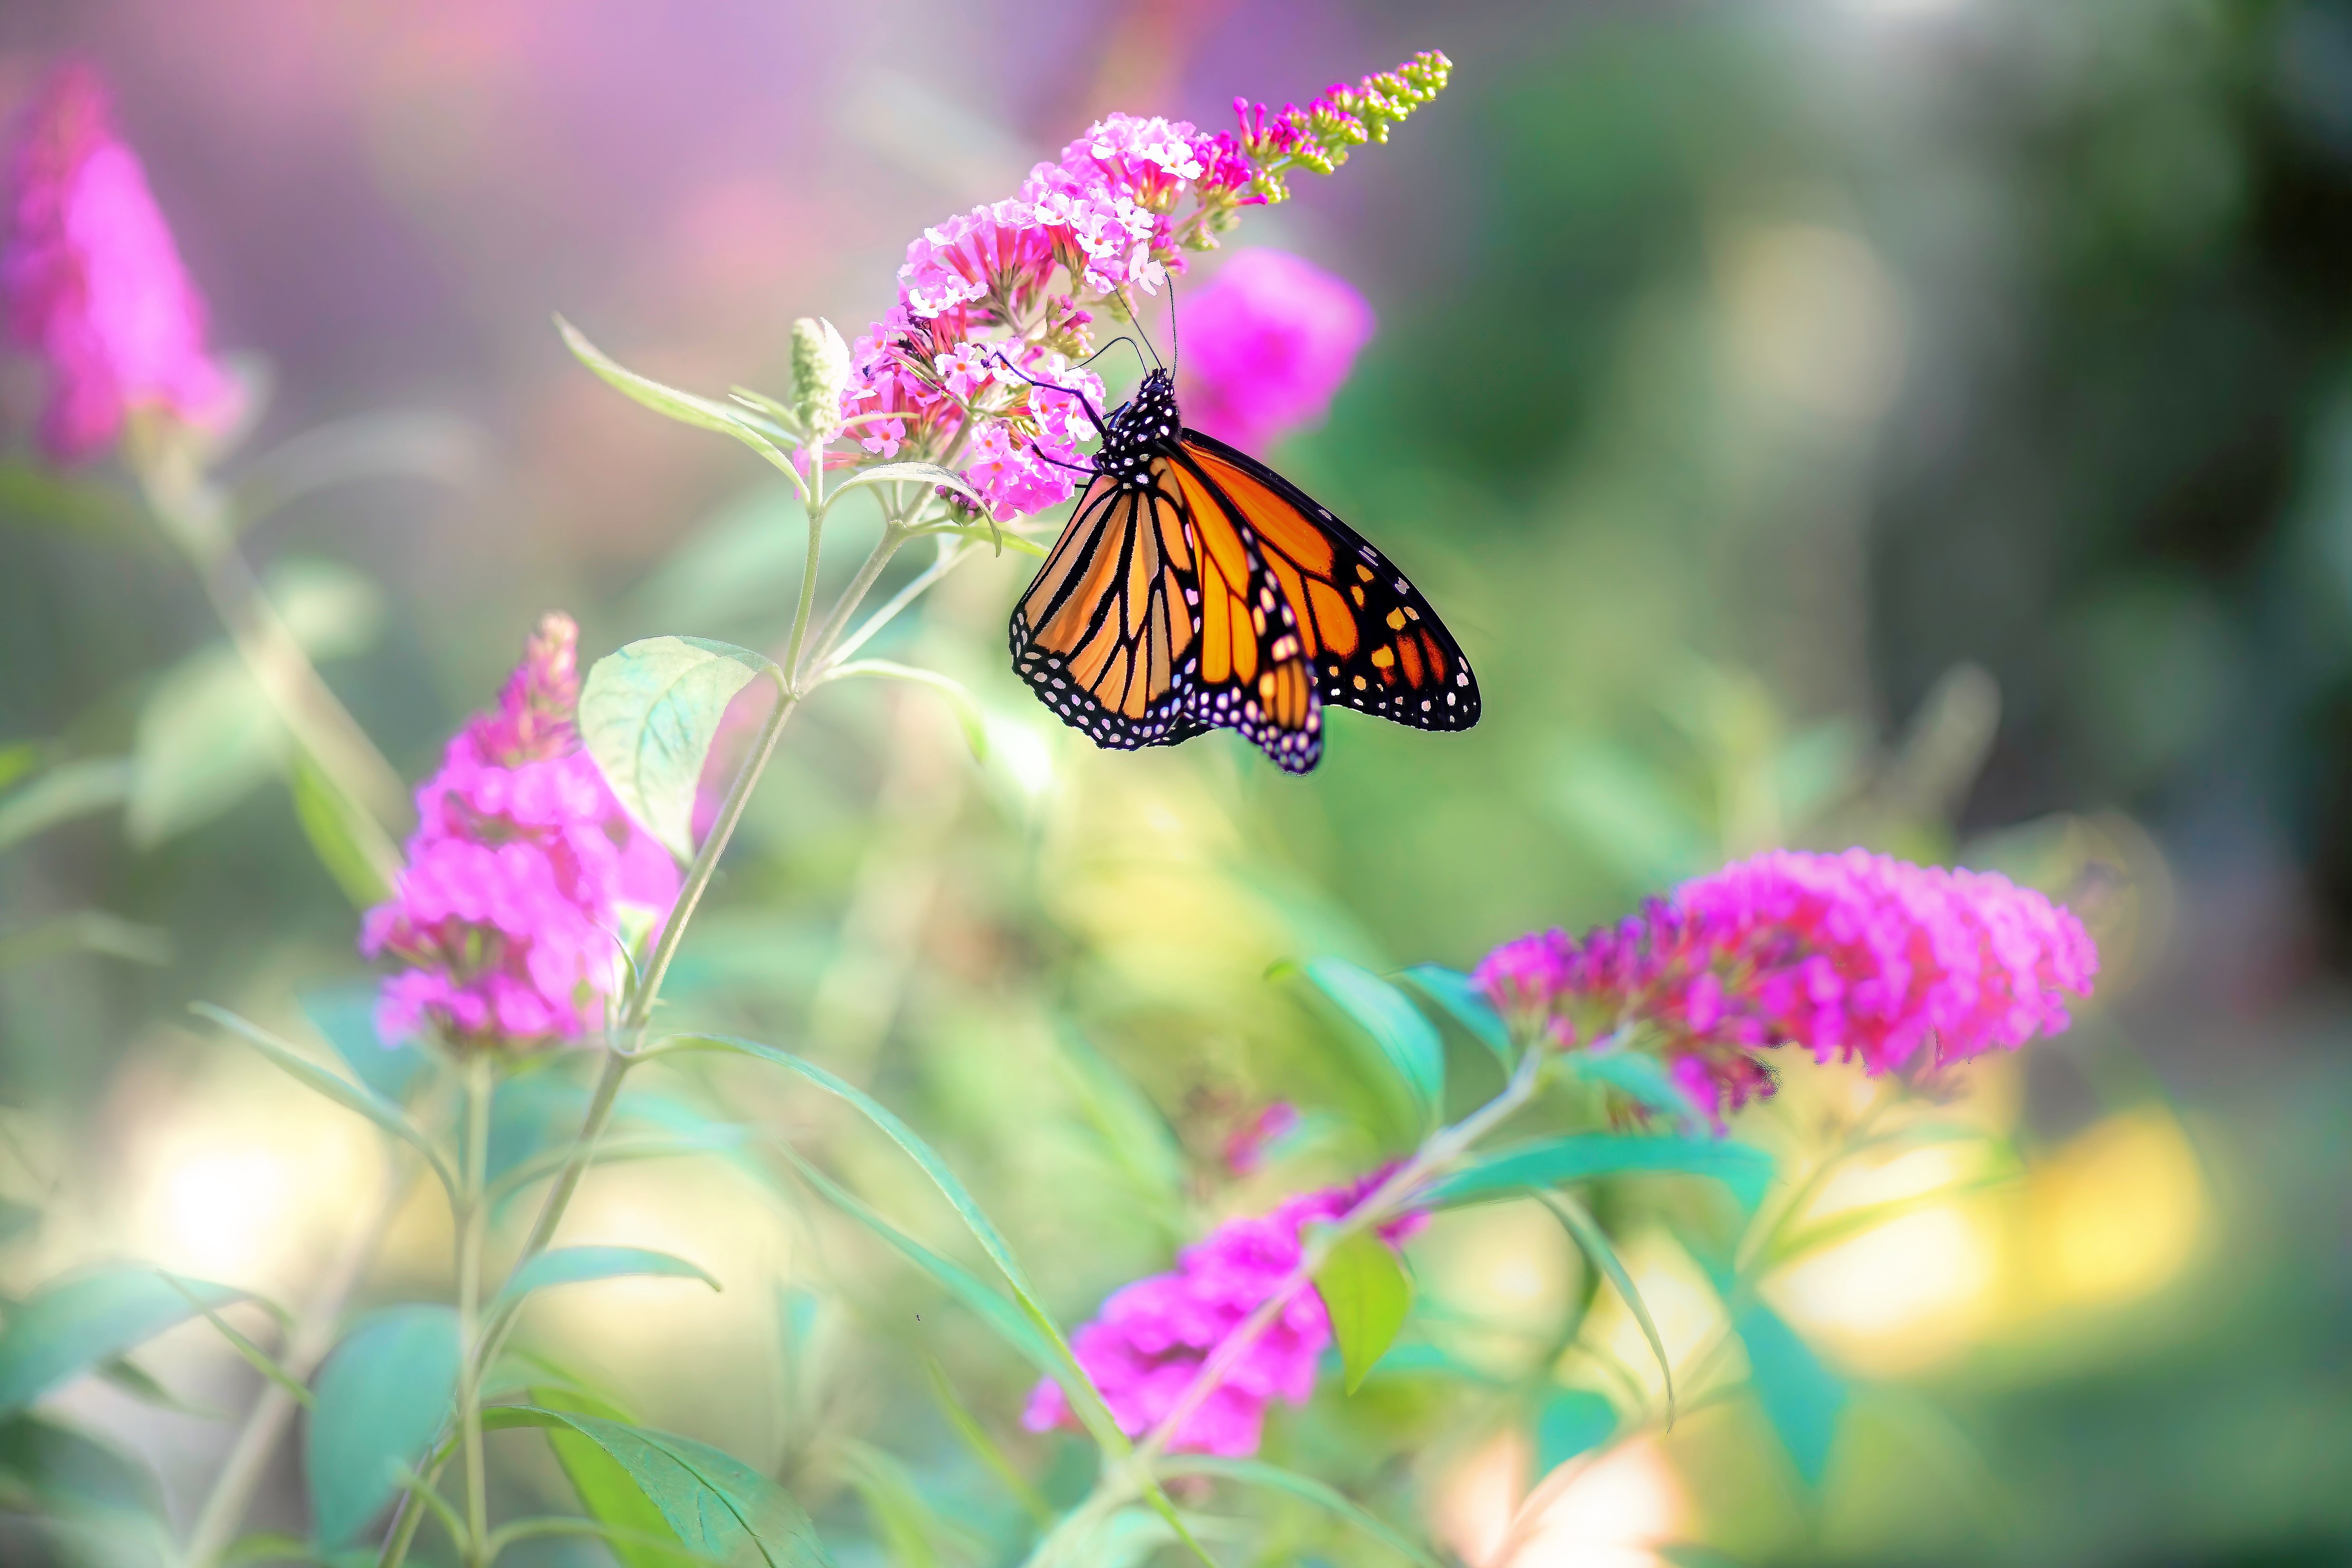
[789,316,850,438]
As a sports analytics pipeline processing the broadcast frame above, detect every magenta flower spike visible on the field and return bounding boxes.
[1023,1171,1423,1457]
[1179,249,1376,454]
[1474,849,2100,1127]
[361,614,681,1053]
[1,63,235,463]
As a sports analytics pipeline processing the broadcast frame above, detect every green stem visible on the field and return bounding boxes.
[803,522,909,678]
[1131,1047,1547,1470]
[780,452,829,688]
[457,1055,495,1567]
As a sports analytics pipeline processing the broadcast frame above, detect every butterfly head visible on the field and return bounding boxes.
[1099,370,1182,487]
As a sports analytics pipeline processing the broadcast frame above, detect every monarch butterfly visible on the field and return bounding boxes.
[1009,367,1480,774]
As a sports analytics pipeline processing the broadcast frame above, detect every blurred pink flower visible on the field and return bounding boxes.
[1,63,235,463]
[1223,1101,1300,1176]
[362,614,679,1052]
[1178,248,1375,454]
[1475,849,2099,1126]
[1023,1171,1423,1457]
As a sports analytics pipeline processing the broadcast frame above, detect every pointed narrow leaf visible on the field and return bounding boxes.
[0,1412,165,1522]
[1735,1303,1845,1486]
[1427,1134,1774,1212]
[830,462,982,507]
[481,1406,834,1567]
[0,756,131,854]
[1155,1455,1443,1568]
[298,984,425,1104]
[1535,1389,1618,1475]
[1311,1232,1413,1394]
[579,637,778,861]
[1535,1192,1675,1427]
[1400,964,1511,1071]
[536,1386,688,1568]
[1573,1051,1709,1135]
[193,1004,455,1198]
[558,317,806,492]
[305,1306,460,1547]
[1301,958,1444,1124]
[497,1247,717,1312]
[0,1265,244,1417]
[163,1276,311,1408]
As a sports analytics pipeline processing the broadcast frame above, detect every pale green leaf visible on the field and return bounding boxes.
[496,1246,718,1313]
[0,1265,245,1417]
[557,316,807,495]
[1573,1051,1710,1135]
[192,1003,456,1199]
[830,462,983,507]
[1311,1231,1413,1394]
[1535,1388,1618,1475]
[128,644,281,845]
[1399,964,1511,1071]
[1535,1191,1675,1427]
[0,757,131,854]
[481,1406,834,1567]
[1301,958,1444,1126]
[1736,1303,1845,1485]
[1428,1134,1775,1212]
[306,1306,461,1547]
[579,636,779,861]
[262,557,384,662]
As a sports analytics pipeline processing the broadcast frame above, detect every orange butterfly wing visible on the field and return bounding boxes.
[1009,474,1201,750]
[1176,431,1481,735]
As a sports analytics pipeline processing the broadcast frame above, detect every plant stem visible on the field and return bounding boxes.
[1131,1047,1547,1469]
[184,1156,413,1567]
[780,453,829,687]
[132,428,410,874]
[804,522,909,677]
[456,1054,495,1567]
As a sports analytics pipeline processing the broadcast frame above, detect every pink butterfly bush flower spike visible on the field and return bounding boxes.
[1023,1172,1425,1457]
[361,614,680,1053]
[1180,249,1376,454]
[1475,849,2100,1128]
[1,63,236,463]
[836,51,1449,523]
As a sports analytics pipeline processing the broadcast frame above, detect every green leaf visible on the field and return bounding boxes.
[1300,958,1444,1126]
[1573,1051,1710,1136]
[558,316,807,492]
[1735,1303,1845,1486]
[1399,965,1511,1071]
[298,985,426,1104]
[129,643,283,846]
[579,636,779,861]
[217,1531,321,1565]
[289,757,394,908]
[263,557,386,662]
[1535,1388,1618,1475]
[0,1265,245,1418]
[163,1276,312,1409]
[0,910,171,969]
[835,1439,949,1568]
[1310,1232,1413,1394]
[1428,1134,1776,1212]
[482,1406,834,1566]
[192,1004,456,1200]
[1535,1192,1676,1428]
[0,757,131,854]
[770,1143,1062,1378]
[922,1355,1052,1527]
[0,1411,165,1522]
[496,1246,718,1313]
[306,1305,461,1547]
[534,1386,684,1568]
[1153,1455,1443,1568]
[829,461,983,508]
[820,661,987,760]
[645,1039,1133,1460]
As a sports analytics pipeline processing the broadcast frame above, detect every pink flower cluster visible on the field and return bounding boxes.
[362,615,679,1052]
[837,53,1448,520]
[2,63,236,463]
[1476,850,2099,1125]
[1023,1172,1422,1457]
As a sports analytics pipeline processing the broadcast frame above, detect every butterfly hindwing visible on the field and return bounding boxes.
[1176,430,1480,734]
[1009,475,1197,749]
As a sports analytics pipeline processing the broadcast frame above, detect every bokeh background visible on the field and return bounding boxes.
[0,0,2347,1564]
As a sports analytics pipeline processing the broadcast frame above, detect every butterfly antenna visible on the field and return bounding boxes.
[988,350,1110,438]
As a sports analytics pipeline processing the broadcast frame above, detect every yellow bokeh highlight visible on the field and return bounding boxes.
[1434,1426,1687,1568]
[1575,1230,1728,1410]
[2022,1106,2207,1314]
[1768,1202,2001,1376]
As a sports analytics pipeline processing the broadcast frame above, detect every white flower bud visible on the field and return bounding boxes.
[789,316,850,439]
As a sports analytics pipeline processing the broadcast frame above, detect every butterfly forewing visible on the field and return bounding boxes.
[1009,475,1197,749]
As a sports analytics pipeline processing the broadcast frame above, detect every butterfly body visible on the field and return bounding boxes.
[1010,368,1477,774]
